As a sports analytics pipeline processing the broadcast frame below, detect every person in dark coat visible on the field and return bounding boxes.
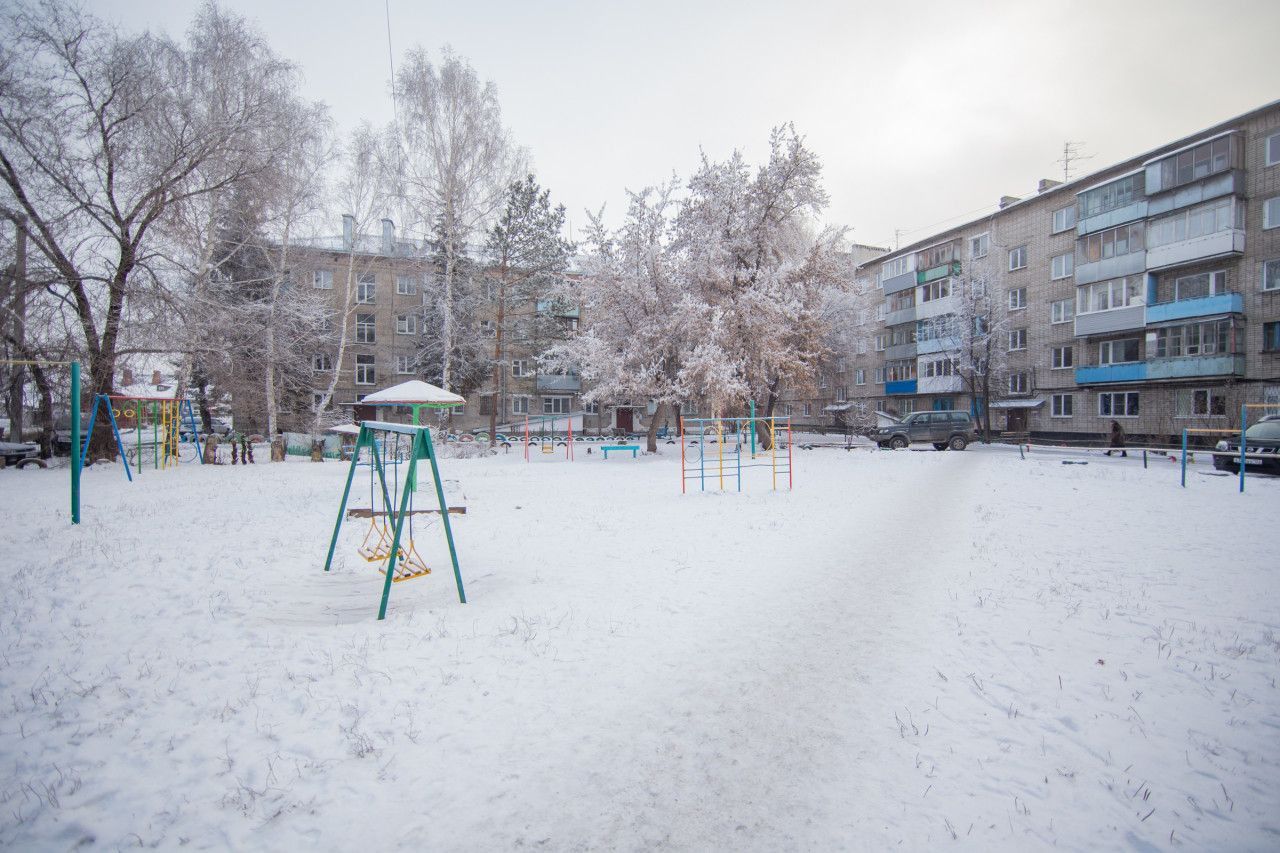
[1105,420,1127,457]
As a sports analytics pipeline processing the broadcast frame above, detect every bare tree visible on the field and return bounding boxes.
[388,47,521,396]
[0,1,303,456]
[934,266,1009,442]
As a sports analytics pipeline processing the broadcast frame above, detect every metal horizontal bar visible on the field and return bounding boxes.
[360,420,431,436]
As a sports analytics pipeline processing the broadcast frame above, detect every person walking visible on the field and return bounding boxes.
[1105,420,1127,457]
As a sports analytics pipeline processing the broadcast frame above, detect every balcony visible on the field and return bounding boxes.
[1074,251,1146,285]
[917,260,961,284]
[1074,304,1145,337]
[885,306,917,326]
[918,375,962,394]
[1077,201,1148,236]
[885,342,917,360]
[916,295,955,321]
[1145,171,1243,217]
[536,373,581,392]
[885,379,917,396]
[1146,354,1244,381]
[1145,228,1244,272]
[1145,292,1243,324]
[1074,362,1147,385]
[916,336,960,355]
[536,300,580,318]
[882,269,917,295]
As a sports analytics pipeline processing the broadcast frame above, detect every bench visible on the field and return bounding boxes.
[601,445,639,459]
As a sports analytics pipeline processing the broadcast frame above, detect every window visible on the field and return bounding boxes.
[1008,329,1027,351]
[918,242,957,269]
[881,255,915,281]
[583,401,599,414]
[874,334,888,352]
[875,304,886,321]
[1051,298,1074,325]
[511,395,530,415]
[1147,197,1240,246]
[543,396,570,415]
[312,353,332,372]
[919,279,950,302]
[313,269,333,289]
[355,313,375,343]
[970,233,989,259]
[511,359,531,377]
[1008,288,1027,310]
[480,319,496,338]
[874,367,885,384]
[355,354,375,386]
[1078,174,1142,220]
[1264,322,1280,352]
[1175,388,1225,418]
[356,274,376,304]
[1051,346,1073,369]
[1170,270,1225,301]
[1008,372,1028,394]
[818,373,829,389]
[836,358,846,374]
[800,402,812,417]
[1051,252,1073,280]
[885,359,916,382]
[855,368,866,385]
[1264,259,1280,292]
[1153,319,1232,358]
[1145,134,1237,194]
[395,314,417,335]
[1078,222,1145,262]
[396,275,417,296]
[312,392,328,410]
[1051,393,1073,418]
[857,339,867,355]
[835,386,847,402]
[1076,277,1142,314]
[1052,205,1076,234]
[1098,391,1139,418]
[1099,338,1141,364]
[857,309,869,325]
[1268,131,1280,167]
[478,395,495,416]
[1266,197,1280,230]
[1008,246,1027,271]
[888,290,915,312]
[920,357,954,378]
[899,399,918,416]
[889,325,916,347]
[395,354,414,375]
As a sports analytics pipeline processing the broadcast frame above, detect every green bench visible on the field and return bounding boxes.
[601,445,639,459]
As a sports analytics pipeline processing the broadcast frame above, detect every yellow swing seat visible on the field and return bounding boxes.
[358,517,401,562]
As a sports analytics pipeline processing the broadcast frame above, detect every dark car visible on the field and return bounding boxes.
[1213,414,1280,474]
[873,410,977,451]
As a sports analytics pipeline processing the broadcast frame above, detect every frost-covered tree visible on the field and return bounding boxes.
[928,266,1008,442]
[483,175,573,444]
[388,47,521,395]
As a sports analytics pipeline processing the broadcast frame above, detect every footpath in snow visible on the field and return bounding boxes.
[0,444,1277,850]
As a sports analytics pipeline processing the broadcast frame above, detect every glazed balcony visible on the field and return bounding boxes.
[1074,304,1145,337]
[536,373,581,392]
[1074,362,1146,384]
[1146,354,1244,381]
[1145,228,1244,272]
[1144,292,1243,325]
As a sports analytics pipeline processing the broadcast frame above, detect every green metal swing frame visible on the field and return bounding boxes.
[323,421,466,620]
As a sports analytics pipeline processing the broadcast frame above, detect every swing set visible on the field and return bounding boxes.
[324,421,466,620]
[79,393,204,480]
[522,413,575,461]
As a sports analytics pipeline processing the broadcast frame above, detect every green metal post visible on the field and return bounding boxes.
[749,399,756,457]
[377,446,416,620]
[135,401,141,474]
[71,361,81,524]
[324,428,366,572]
[423,426,467,604]
[408,404,420,491]
[1239,404,1247,494]
[152,401,158,470]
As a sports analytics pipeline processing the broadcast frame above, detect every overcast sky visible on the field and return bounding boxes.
[90,0,1280,250]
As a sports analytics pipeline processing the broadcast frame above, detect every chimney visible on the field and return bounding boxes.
[381,218,395,255]
[151,369,162,386]
[998,195,1021,209]
[341,213,355,250]
[1038,178,1062,193]
[122,367,134,387]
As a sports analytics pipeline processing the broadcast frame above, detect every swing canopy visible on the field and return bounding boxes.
[360,380,465,408]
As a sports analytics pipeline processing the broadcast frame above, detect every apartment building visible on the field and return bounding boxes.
[816,100,1280,443]
[290,216,616,435]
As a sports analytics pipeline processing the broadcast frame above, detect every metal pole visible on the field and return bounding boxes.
[152,401,158,470]
[788,417,793,490]
[1239,403,1247,494]
[423,425,466,604]
[1180,429,1187,488]
[750,399,756,457]
[70,361,81,524]
[324,427,365,572]
[679,416,686,494]
[135,401,141,473]
[699,421,705,491]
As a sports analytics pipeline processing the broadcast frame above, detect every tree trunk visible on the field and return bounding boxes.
[645,401,666,453]
[5,219,26,442]
[489,275,505,445]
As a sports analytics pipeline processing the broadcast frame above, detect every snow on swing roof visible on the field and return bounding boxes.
[359,380,465,407]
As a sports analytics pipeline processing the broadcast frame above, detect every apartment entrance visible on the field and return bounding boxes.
[1006,409,1028,433]
[615,407,634,433]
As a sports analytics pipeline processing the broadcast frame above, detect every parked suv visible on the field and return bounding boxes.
[874,410,977,451]
[1212,414,1280,475]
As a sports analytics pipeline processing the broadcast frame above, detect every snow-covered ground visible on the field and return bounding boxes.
[1,445,1277,850]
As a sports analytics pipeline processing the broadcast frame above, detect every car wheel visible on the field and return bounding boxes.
[889,436,907,450]
[949,435,968,451]
[933,443,947,451]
